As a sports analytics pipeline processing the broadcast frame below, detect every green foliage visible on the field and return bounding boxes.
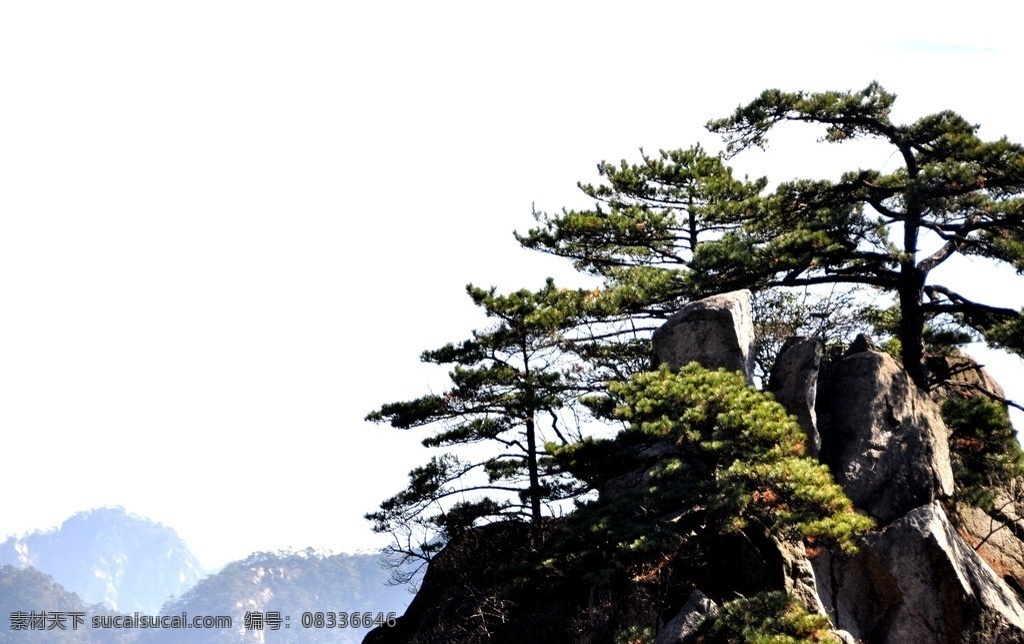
[615,624,655,644]
[941,397,1024,510]
[615,365,871,550]
[696,591,839,643]
[521,82,1024,388]
[519,145,764,291]
[551,365,871,572]
[699,82,1024,385]
[863,301,977,362]
[516,146,769,376]
[986,311,1024,356]
[366,279,599,566]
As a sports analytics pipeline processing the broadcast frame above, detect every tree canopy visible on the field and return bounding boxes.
[699,82,1024,385]
[521,82,1024,387]
[518,144,765,320]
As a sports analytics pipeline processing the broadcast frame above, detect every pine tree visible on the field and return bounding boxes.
[700,82,1024,386]
[518,144,765,319]
[552,365,871,560]
[365,280,593,566]
[519,83,1024,388]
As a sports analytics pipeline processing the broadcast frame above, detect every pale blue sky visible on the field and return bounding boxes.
[1,1,1021,569]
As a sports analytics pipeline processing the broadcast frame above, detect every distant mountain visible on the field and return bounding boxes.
[139,549,413,644]
[0,507,203,613]
[0,510,414,643]
[0,565,128,643]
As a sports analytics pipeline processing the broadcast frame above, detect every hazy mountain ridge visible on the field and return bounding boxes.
[0,565,129,643]
[0,507,203,613]
[142,549,411,643]
[0,509,411,643]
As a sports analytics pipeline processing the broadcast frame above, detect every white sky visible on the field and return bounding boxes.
[2,1,1023,570]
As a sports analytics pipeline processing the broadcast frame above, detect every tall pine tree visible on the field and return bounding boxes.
[518,145,765,319]
[366,280,594,565]
[698,82,1024,386]
[520,83,1024,387]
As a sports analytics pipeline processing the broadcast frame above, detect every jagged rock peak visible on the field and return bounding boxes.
[652,289,755,384]
[846,333,879,355]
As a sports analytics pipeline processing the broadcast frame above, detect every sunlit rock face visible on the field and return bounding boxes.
[652,289,755,384]
[813,502,1024,644]
[817,343,954,524]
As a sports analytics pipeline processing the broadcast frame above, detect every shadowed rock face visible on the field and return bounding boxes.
[652,289,755,384]
[656,590,717,644]
[817,345,954,524]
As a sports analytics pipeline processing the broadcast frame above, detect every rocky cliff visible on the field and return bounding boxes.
[364,291,1024,644]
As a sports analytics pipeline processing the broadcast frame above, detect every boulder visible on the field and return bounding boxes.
[599,441,679,499]
[817,345,954,523]
[768,336,824,456]
[652,290,755,384]
[813,502,1024,643]
[657,589,718,644]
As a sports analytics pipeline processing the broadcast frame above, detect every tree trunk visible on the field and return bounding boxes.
[900,162,928,389]
[525,415,542,546]
[899,268,928,388]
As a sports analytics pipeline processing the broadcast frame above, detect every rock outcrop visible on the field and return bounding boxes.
[652,289,756,384]
[817,341,954,523]
[656,590,717,644]
[813,503,1024,643]
[952,495,1024,596]
[928,348,1007,404]
[924,349,1024,595]
[365,293,1024,644]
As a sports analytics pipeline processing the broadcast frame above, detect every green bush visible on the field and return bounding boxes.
[697,591,839,643]
[556,364,872,556]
